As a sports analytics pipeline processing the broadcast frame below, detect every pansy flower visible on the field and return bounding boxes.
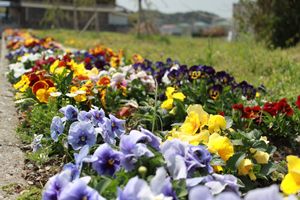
[280,155,300,195]
[161,87,186,110]
[68,121,96,150]
[91,144,122,176]
[208,85,223,100]
[50,116,65,142]
[59,105,79,121]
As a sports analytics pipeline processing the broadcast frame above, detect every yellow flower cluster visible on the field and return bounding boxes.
[13,75,30,92]
[280,155,300,195]
[167,104,234,162]
[161,87,186,110]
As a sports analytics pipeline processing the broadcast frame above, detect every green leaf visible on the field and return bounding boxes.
[252,140,268,151]
[231,139,244,146]
[173,179,187,198]
[225,116,233,129]
[211,156,225,166]
[226,152,246,170]
[261,162,277,175]
[96,177,112,195]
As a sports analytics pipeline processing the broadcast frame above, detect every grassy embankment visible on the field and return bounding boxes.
[34,29,300,100]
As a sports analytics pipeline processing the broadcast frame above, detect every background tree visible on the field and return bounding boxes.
[236,0,300,48]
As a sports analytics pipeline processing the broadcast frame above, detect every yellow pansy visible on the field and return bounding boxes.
[131,54,144,64]
[161,87,185,110]
[186,104,209,126]
[68,86,87,102]
[169,132,200,146]
[180,111,200,135]
[250,148,270,164]
[50,60,70,75]
[167,127,210,146]
[207,133,234,161]
[36,87,56,103]
[280,155,300,195]
[50,60,59,73]
[13,75,30,92]
[213,165,223,173]
[87,67,99,79]
[208,115,226,133]
[172,92,186,101]
[259,136,269,144]
[165,87,175,99]
[161,99,174,110]
[69,60,87,78]
[238,158,256,181]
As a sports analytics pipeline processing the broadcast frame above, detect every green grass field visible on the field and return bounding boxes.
[33,29,300,100]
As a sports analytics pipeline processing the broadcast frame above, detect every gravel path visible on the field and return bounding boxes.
[0,36,26,199]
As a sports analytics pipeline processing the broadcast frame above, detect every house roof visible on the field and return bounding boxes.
[0,1,10,7]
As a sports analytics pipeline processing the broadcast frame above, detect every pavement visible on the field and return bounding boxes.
[0,34,26,199]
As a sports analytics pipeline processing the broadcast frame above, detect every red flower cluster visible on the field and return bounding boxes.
[233,98,295,119]
[263,98,294,117]
[296,95,300,109]
[232,104,261,119]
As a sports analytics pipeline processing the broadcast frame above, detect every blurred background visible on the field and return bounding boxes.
[0,0,299,99]
[0,0,299,48]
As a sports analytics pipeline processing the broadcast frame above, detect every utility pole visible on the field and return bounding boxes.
[73,0,79,30]
[137,0,142,36]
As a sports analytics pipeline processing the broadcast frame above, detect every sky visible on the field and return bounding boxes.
[117,0,239,18]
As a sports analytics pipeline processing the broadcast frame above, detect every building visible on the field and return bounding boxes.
[0,0,129,31]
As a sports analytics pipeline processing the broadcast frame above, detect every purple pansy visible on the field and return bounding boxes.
[63,145,96,181]
[98,117,117,145]
[68,121,96,150]
[244,185,283,200]
[186,145,213,176]
[117,170,175,200]
[78,111,93,122]
[186,173,240,195]
[140,128,161,150]
[42,170,72,200]
[90,106,105,126]
[50,116,65,142]
[59,105,78,121]
[59,178,105,200]
[161,140,213,180]
[92,144,122,176]
[189,186,241,200]
[31,134,43,152]
[150,167,177,199]
[109,114,126,137]
[98,115,125,145]
[119,130,155,171]
[161,139,188,180]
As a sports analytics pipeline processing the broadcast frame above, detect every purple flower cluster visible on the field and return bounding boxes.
[161,139,213,180]
[51,105,126,149]
[132,58,263,100]
[120,128,161,171]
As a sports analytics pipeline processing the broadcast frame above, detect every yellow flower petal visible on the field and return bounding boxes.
[250,149,270,164]
[208,115,227,133]
[165,87,175,99]
[281,173,300,195]
[172,92,186,101]
[161,99,174,110]
[50,60,59,73]
[36,89,48,103]
[187,104,209,126]
[207,133,234,161]
[180,111,200,135]
[238,158,253,176]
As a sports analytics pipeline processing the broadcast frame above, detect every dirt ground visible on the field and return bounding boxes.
[0,39,26,199]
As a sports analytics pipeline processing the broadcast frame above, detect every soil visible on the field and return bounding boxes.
[0,38,27,199]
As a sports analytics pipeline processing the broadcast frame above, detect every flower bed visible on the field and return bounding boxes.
[3,29,300,199]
